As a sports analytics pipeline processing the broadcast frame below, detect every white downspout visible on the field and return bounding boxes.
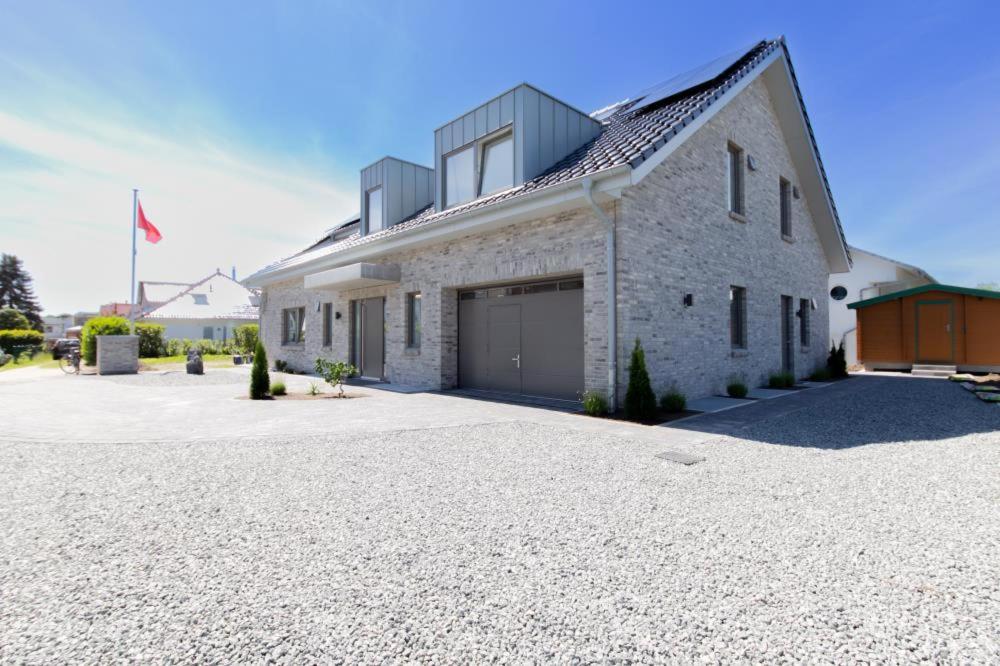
[582,178,617,409]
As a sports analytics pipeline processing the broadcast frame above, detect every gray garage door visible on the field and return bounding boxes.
[458,278,584,400]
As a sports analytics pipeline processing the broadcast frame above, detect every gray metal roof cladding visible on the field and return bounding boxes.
[249,38,848,282]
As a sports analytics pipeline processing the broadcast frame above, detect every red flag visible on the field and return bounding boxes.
[137,200,162,244]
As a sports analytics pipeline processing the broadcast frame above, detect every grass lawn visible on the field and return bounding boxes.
[0,354,60,373]
[140,354,233,368]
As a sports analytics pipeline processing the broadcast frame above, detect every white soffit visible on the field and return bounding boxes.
[304,263,401,290]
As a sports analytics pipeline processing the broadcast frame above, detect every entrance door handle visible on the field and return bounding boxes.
[945,323,951,333]
[512,353,520,369]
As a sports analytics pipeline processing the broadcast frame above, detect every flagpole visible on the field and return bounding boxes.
[130,188,138,332]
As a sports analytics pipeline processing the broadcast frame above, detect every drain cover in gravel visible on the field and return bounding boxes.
[656,450,705,465]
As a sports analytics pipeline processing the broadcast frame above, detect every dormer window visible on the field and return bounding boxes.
[444,146,475,208]
[366,187,383,233]
[480,132,514,196]
[443,130,515,209]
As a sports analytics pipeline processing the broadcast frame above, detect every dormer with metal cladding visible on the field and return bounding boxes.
[433,83,602,212]
[360,157,435,236]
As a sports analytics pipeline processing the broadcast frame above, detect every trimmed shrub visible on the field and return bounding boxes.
[624,339,657,421]
[80,316,130,365]
[768,372,795,389]
[727,381,748,398]
[809,367,832,381]
[315,358,357,397]
[249,339,270,399]
[233,324,259,356]
[274,359,289,372]
[827,341,848,378]
[270,381,286,396]
[0,308,31,330]
[0,328,44,349]
[135,323,166,358]
[582,390,608,416]
[660,390,687,413]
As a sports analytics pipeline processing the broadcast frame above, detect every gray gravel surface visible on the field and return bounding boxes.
[2,375,998,663]
[100,370,247,386]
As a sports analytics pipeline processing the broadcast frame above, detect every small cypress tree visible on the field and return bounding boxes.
[624,338,657,420]
[827,340,848,379]
[249,339,270,399]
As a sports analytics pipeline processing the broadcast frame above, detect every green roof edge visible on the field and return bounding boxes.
[848,283,1000,309]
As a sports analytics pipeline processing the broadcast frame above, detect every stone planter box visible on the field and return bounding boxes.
[96,335,139,375]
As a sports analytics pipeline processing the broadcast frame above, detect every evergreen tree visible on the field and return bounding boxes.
[0,254,43,330]
[624,338,657,420]
[249,339,270,399]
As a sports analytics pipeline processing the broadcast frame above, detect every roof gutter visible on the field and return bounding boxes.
[244,164,631,288]
[582,177,617,411]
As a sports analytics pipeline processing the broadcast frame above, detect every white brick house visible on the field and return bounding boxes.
[245,38,851,405]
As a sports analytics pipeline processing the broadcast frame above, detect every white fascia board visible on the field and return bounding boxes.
[304,262,401,290]
[245,167,630,288]
[629,47,784,184]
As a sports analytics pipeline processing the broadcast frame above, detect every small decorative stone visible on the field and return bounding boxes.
[186,349,204,375]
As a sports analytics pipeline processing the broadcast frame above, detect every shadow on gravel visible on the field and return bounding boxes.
[667,374,1000,449]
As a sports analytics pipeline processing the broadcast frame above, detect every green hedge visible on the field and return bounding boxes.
[135,323,166,358]
[80,316,131,365]
[233,324,259,356]
[0,329,44,361]
[164,338,237,357]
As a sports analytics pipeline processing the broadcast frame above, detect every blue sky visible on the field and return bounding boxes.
[1,0,998,313]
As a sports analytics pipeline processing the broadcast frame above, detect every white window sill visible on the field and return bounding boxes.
[731,349,749,358]
[281,343,304,349]
[403,347,421,357]
[782,233,795,244]
[729,211,747,223]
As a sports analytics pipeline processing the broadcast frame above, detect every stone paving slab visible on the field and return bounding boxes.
[798,380,832,388]
[686,395,755,413]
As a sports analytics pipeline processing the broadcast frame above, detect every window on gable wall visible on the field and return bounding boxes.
[780,178,792,238]
[727,143,745,216]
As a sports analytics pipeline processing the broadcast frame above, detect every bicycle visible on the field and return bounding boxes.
[59,342,81,375]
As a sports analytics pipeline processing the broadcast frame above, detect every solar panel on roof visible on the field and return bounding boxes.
[625,42,760,114]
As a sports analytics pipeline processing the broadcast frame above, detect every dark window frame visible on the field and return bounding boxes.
[727,142,745,216]
[405,292,421,349]
[799,298,811,347]
[730,286,748,349]
[322,302,333,348]
[780,177,792,238]
[281,306,305,346]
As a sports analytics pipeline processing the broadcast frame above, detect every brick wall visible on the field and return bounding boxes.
[96,335,139,375]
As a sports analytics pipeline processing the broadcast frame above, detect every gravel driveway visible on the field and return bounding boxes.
[1,373,998,662]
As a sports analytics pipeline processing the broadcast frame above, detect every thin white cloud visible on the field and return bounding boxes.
[0,97,355,314]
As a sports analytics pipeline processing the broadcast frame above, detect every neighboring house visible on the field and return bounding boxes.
[850,284,1000,373]
[137,280,194,314]
[140,270,259,341]
[244,38,851,404]
[42,314,75,343]
[100,302,134,317]
[829,246,935,366]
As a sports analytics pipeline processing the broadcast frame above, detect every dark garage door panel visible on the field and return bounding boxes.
[458,281,584,400]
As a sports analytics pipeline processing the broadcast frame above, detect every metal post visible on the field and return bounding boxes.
[130,189,138,331]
